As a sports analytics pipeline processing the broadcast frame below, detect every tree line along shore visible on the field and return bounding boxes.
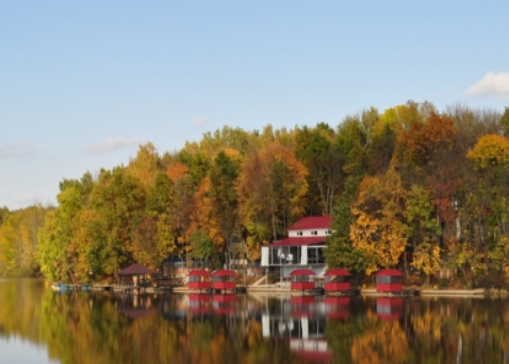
[1,101,509,290]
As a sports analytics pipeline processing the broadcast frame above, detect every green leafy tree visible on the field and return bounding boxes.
[209,149,241,265]
[189,230,220,268]
[325,199,371,272]
[405,185,442,282]
[85,167,147,277]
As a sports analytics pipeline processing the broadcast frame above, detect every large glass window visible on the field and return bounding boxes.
[307,246,325,264]
[268,246,301,265]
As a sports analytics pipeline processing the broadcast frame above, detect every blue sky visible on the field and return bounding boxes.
[1,1,508,210]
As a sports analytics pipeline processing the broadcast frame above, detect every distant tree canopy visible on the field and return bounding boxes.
[2,102,509,285]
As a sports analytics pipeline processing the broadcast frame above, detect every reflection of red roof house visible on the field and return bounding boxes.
[290,339,332,363]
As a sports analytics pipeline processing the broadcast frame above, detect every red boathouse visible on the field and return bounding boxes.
[212,269,236,292]
[188,270,211,291]
[290,269,316,292]
[375,269,404,293]
[324,268,351,294]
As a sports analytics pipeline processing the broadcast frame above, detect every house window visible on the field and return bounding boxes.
[325,230,331,235]
[297,231,303,236]
[311,231,317,236]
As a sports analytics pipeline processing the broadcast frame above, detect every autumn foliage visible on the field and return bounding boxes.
[1,102,509,287]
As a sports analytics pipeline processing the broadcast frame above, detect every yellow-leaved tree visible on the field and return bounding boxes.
[349,169,408,274]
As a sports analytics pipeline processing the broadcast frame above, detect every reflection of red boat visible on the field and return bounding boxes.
[213,294,236,315]
[376,297,403,320]
[290,339,332,363]
[324,296,350,319]
[291,296,316,317]
[188,294,211,315]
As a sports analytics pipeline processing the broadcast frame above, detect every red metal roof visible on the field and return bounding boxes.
[324,268,351,276]
[290,268,316,276]
[288,216,332,231]
[116,263,159,276]
[270,236,326,247]
[189,269,210,277]
[212,269,236,276]
[376,269,404,277]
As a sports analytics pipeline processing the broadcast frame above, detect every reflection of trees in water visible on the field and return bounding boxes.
[0,279,46,343]
[4,282,509,363]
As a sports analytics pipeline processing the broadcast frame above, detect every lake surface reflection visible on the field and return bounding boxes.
[1,279,509,364]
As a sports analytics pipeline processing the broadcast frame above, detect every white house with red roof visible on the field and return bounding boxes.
[261,216,332,278]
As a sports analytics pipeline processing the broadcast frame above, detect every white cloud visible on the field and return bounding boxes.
[85,137,144,153]
[0,141,35,158]
[193,117,207,126]
[465,72,509,98]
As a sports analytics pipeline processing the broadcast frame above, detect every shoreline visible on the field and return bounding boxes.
[170,284,508,298]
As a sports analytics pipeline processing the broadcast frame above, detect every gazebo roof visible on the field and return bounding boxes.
[189,269,210,277]
[212,269,235,276]
[376,269,404,277]
[324,268,351,276]
[116,263,159,276]
[290,269,316,276]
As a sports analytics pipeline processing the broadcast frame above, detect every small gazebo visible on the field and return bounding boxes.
[290,269,316,292]
[212,269,236,292]
[324,268,351,294]
[375,269,404,293]
[116,263,159,288]
[188,269,211,291]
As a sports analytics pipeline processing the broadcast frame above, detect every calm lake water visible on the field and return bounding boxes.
[1,279,509,364]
